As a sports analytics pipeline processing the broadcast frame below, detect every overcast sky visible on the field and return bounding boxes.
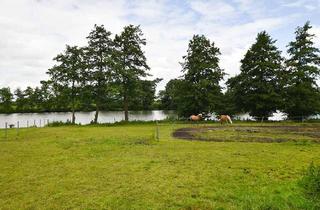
[1,0,320,91]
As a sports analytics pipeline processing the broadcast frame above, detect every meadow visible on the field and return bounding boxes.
[0,122,319,209]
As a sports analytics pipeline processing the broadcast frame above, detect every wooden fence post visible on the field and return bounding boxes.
[16,121,19,137]
[155,121,159,141]
[5,122,7,140]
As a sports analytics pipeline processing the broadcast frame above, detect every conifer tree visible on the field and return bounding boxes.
[283,21,320,120]
[178,34,225,117]
[113,25,150,121]
[85,25,114,123]
[227,31,283,120]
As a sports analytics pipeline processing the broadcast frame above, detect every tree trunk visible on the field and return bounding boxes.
[71,81,76,124]
[94,104,99,123]
[124,92,129,121]
[94,76,102,124]
[71,109,76,124]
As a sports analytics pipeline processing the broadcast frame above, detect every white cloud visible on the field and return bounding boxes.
[310,25,320,48]
[190,0,236,20]
[282,0,319,11]
[0,0,316,92]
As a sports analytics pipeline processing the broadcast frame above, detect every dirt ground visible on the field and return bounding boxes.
[172,125,320,143]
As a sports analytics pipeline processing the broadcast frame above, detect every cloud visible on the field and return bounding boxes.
[0,0,318,92]
[190,0,236,21]
[282,0,319,11]
[310,25,320,47]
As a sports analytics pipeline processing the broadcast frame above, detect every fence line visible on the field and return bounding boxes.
[1,119,53,140]
[0,114,319,132]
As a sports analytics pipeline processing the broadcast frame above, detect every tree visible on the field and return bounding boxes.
[33,87,43,112]
[14,88,25,112]
[113,25,150,121]
[177,34,225,117]
[23,87,36,112]
[217,89,238,116]
[47,45,84,123]
[283,21,320,120]
[159,79,182,110]
[38,81,54,112]
[227,31,284,120]
[0,87,13,113]
[129,78,161,110]
[85,25,114,123]
[50,82,72,112]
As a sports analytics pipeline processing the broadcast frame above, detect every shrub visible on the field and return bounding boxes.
[300,162,320,199]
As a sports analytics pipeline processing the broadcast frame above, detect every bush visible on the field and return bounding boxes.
[300,162,320,199]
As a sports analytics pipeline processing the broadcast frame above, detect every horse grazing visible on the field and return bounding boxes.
[189,114,203,121]
[219,115,232,124]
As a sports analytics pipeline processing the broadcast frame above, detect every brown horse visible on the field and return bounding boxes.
[189,114,203,121]
[219,115,232,124]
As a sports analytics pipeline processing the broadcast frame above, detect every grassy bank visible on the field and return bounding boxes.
[0,122,319,209]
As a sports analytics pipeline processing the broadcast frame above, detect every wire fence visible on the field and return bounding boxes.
[1,119,52,140]
[1,114,319,141]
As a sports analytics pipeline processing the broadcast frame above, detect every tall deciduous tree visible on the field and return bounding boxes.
[178,34,225,117]
[227,31,284,120]
[113,25,150,121]
[85,25,114,123]
[47,45,84,123]
[283,21,320,119]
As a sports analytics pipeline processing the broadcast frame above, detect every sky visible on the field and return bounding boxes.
[1,0,320,92]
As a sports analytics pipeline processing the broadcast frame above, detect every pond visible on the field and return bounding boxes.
[0,110,177,128]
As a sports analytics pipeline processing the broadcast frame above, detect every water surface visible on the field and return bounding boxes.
[0,110,176,128]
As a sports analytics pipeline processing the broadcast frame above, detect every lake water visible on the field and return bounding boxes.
[0,110,177,128]
[0,110,318,128]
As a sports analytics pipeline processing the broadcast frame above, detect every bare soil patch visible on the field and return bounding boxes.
[172,125,320,143]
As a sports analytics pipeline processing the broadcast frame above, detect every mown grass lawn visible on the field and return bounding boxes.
[0,122,319,209]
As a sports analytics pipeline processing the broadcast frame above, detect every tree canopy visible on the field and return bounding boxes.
[227,31,284,119]
[113,25,150,121]
[47,45,85,123]
[282,21,320,119]
[1,22,320,122]
[176,35,225,117]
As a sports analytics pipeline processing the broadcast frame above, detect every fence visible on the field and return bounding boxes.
[1,119,52,140]
[1,114,320,141]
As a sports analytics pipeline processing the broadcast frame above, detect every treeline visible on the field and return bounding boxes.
[0,25,161,123]
[1,22,320,122]
[159,21,320,120]
[0,80,158,113]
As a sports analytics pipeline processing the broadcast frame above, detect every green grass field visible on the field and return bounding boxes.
[0,122,320,209]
